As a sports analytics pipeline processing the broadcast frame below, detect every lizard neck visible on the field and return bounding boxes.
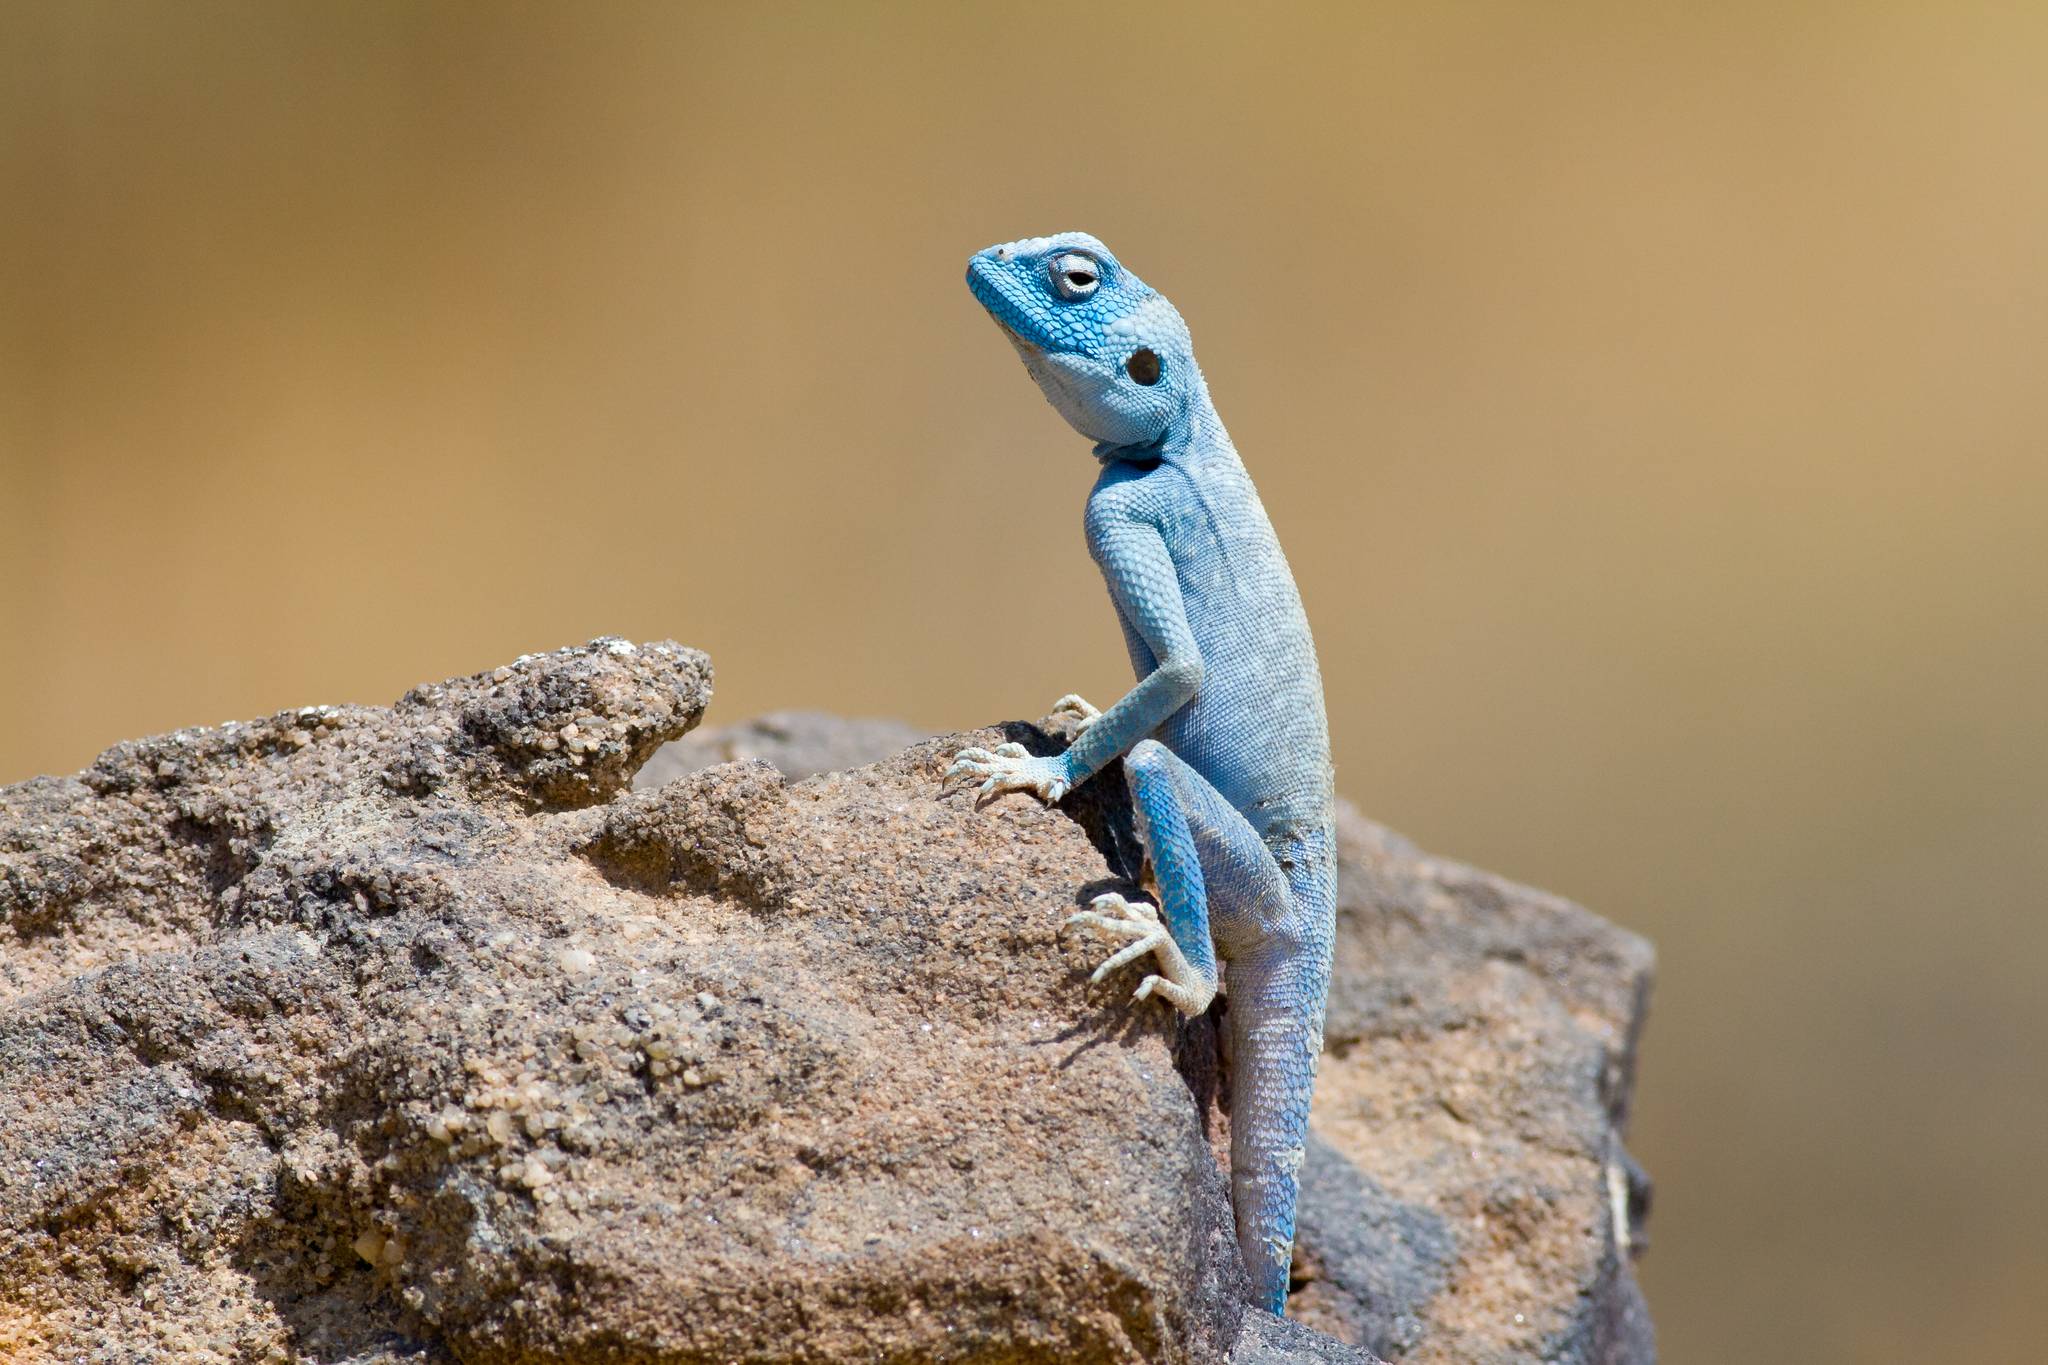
[1092,369,1231,470]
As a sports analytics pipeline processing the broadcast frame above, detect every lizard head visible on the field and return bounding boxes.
[967,233,1197,452]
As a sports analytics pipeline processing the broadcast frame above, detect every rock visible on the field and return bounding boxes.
[633,710,929,789]
[649,714,1658,1364]
[0,646,1243,1363]
[0,659,1652,1364]
[1233,1309,1387,1364]
[1288,815,1655,1364]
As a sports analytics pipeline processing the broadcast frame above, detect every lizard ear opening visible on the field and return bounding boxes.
[1125,349,1163,386]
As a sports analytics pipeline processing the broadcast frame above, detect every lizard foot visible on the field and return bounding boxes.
[945,742,1071,803]
[1064,893,1216,1017]
[1049,694,1102,734]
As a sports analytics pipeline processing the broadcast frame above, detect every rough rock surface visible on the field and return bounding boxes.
[1292,819,1654,1364]
[648,714,1657,1365]
[0,643,1242,1363]
[0,646,1652,1364]
[633,711,928,790]
[1232,1310,1387,1365]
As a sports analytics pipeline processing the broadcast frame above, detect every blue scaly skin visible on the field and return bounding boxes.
[944,233,1336,1314]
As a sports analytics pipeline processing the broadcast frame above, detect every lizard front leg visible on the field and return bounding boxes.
[1049,694,1102,732]
[943,504,1203,809]
[945,693,1104,799]
[945,741,1072,803]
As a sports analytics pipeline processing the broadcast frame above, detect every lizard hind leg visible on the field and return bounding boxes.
[1063,737,1225,1018]
[1094,738,1326,1317]
[1065,892,1213,1015]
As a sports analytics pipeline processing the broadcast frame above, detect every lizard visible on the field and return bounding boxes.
[944,233,1336,1314]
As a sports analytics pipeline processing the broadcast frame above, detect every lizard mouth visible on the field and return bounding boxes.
[994,318,1041,353]
[967,257,1061,355]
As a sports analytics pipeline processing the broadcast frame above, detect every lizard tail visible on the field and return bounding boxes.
[1225,839,1336,1314]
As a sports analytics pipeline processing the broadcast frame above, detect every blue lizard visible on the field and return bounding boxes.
[945,233,1336,1314]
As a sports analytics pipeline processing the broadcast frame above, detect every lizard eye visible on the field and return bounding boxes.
[1125,348,1163,386]
[1050,252,1101,300]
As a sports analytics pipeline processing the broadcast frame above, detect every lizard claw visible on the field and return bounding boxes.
[1063,892,1215,1017]
[944,744,1072,804]
[1049,694,1102,734]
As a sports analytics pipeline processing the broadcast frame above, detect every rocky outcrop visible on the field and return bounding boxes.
[1292,819,1653,1363]
[640,707,1657,1365]
[0,641,1651,1363]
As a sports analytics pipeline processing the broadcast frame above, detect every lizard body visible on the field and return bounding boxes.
[946,233,1335,1314]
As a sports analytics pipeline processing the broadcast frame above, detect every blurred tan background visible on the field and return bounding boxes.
[5,2,2047,1359]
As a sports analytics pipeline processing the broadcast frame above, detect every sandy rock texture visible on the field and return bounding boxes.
[0,643,1242,1363]
[0,644,1650,1364]
[644,715,1657,1365]
[1290,820,1654,1364]
[633,711,929,790]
